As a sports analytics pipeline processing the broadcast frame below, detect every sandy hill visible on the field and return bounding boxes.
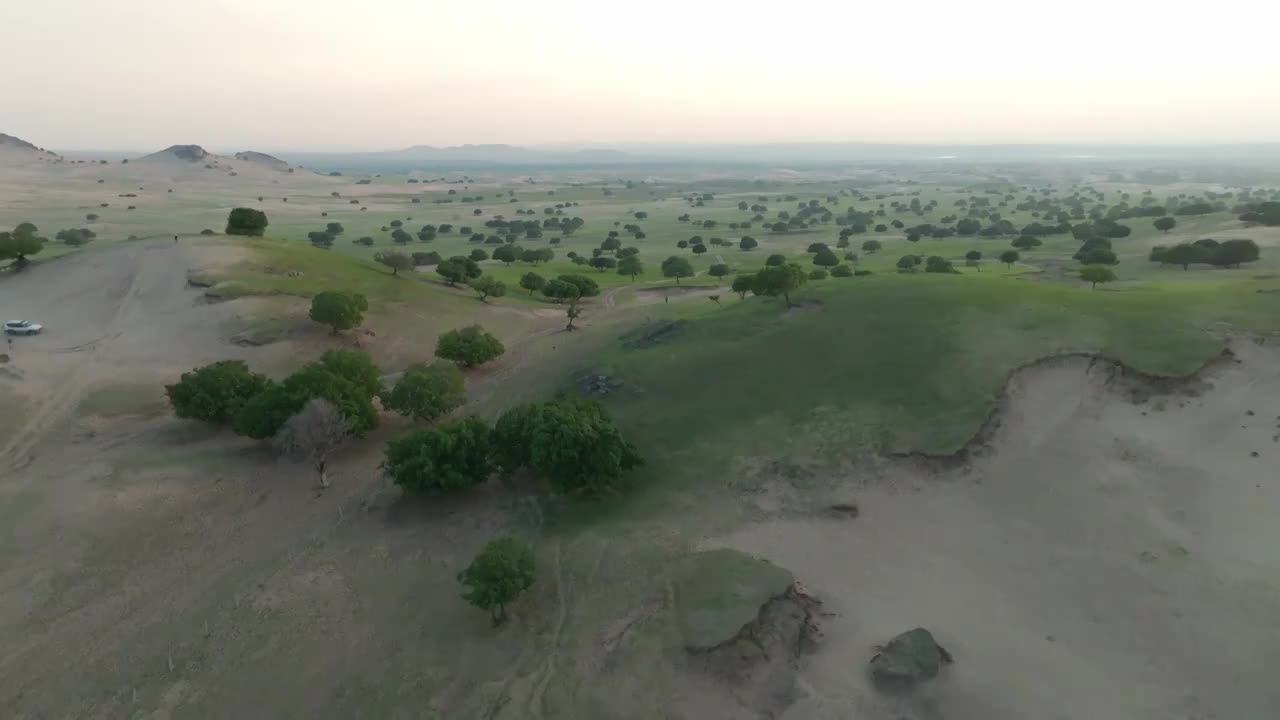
[136,144,224,166]
[0,133,61,165]
[233,151,290,171]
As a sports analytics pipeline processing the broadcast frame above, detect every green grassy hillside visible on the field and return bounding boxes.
[594,272,1279,480]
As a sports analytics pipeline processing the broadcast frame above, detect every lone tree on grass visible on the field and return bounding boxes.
[165,360,269,424]
[225,208,268,236]
[661,255,695,284]
[468,275,506,302]
[831,264,854,277]
[385,416,494,494]
[1153,216,1177,233]
[924,256,958,274]
[708,263,731,282]
[541,278,578,303]
[384,361,466,422]
[812,247,840,268]
[565,301,581,331]
[458,537,536,626]
[436,325,505,367]
[436,256,482,286]
[1209,238,1260,268]
[492,244,519,265]
[519,271,546,295]
[273,398,352,489]
[374,250,413,276]
[1160,243,1208,270]
[617,255,643,280]
[861,239,882,253]
[1079,264,1117,289]
[0,227,45,269]
[999,249,1020,268]
[965,250,982,269]
[309,290,368,335]
[751,263,807,307]
[739,235,758,251]
[731,272,755,299]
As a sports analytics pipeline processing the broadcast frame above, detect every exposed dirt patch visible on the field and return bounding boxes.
[708,338,1280,719]
[620,319,689,351]
[783,299,824,317]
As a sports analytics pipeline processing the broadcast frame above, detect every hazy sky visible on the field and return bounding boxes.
[3,0,1279,151]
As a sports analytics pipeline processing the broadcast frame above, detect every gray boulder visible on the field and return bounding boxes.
[870,627,953,689]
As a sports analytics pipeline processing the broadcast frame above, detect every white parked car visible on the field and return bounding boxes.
[3,320,43,336]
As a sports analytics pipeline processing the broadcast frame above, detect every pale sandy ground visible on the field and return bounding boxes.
[706,342,1280,719]
[0,238,298,463]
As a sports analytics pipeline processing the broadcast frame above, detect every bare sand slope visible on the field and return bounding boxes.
[708,342,1280,719]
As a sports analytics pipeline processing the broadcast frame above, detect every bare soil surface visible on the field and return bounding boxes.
[706,339,1280,719]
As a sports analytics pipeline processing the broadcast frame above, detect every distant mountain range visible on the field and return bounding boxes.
[7,133,1280,173]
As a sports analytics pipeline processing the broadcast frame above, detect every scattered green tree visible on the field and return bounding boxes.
[751,263,807,306]
[458,537,536,625]
[374,250,413,276]
[830,264,853,277]
[225,208,268,236]
[309,290,368,335]
[436,325,505,367]
[924,256,958,274]
[519,271,546,294]
[812,247,840,267]
[1079,264,1117,289]
[617,254,643,279]
[731,273,755,299]
[492,398,641,495]
[661,256,695,284]
[383,361,466,422]
[385,417,494,494]
[165,360,269,424]
[468,275,506,302]
[739,236,758,250]
[1153,216,1177,233]
[999,249,1020,268]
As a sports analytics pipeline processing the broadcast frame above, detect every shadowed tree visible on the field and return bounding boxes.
[661,256,695,284]
[751,263,807,307]
[999,249,1020,268]
[385,417,494,494]
[1160,243,1208,270]
[1079,264,1117,289]
[458,537,536,625]
[1153,216,1177,233]
[739,236,758,250]
[436,325,505,367]
[519,271,546,294]
[731,273,755,299]
[273,398,352,489]
[617,254,643,279]
[965,250,982,270]
[374,250,413,276]
[309,290,368,335]
[165,360,270,424]
[383,361,465,422]
[467,275,506,302]
[708,263,731,283]
[225,208,268,236]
